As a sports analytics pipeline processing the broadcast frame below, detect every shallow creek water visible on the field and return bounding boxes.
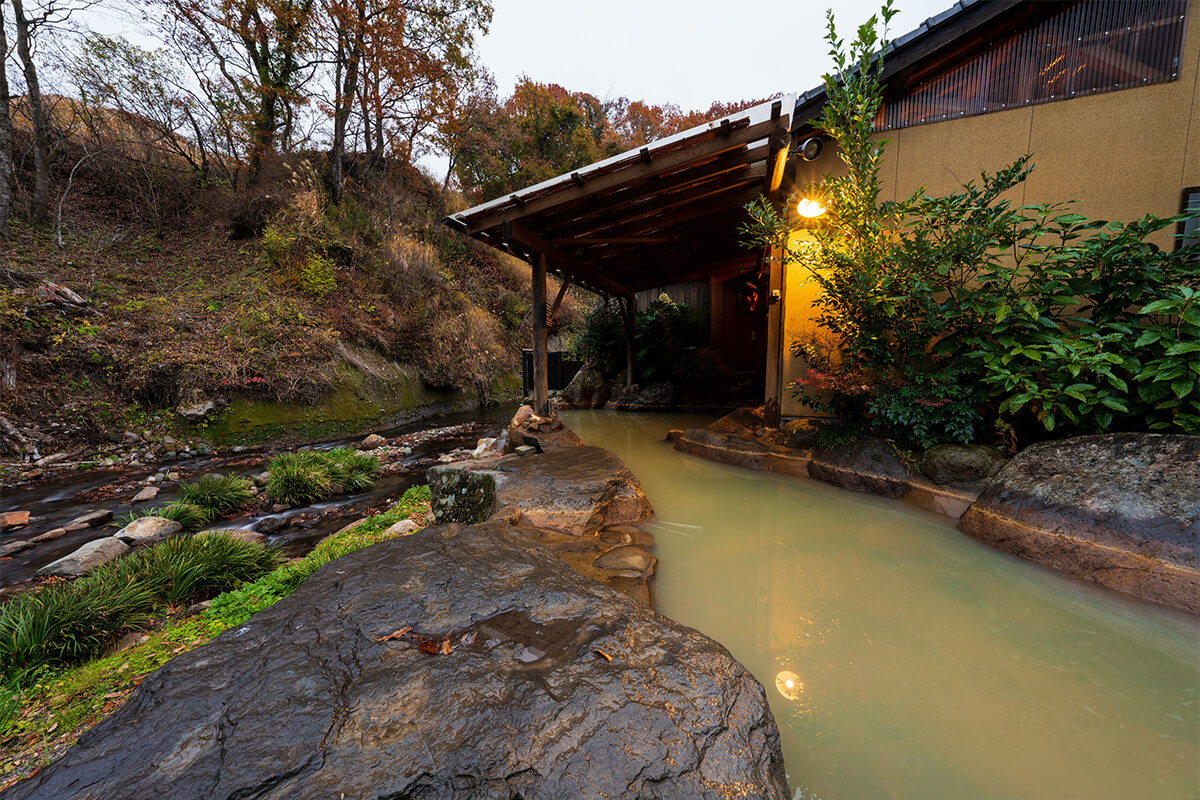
[562,409,1200,800]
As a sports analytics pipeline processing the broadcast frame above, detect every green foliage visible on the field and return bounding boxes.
[261,224,293,267]
[300,252,337,298]
[265,448,379,506]
[177,474,254,514]
[578,296,708,385]
[0,535,279,686]
[813,420,865,450]
[204,485,430,626]
[741,2,1200,444]
[114,502,216,532]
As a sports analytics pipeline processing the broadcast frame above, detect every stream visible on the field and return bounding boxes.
[0,404,517,591]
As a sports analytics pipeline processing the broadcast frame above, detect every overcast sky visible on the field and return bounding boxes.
[477,0,956,110]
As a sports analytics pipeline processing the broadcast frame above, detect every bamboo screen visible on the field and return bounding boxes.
[880,0,1190,130]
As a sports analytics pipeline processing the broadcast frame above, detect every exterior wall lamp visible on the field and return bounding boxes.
[796,197,826,218]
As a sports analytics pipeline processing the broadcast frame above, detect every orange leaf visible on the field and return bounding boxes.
[375,626,412,642]
[439,637,452,655]
[416,639,441,655]
[594,649,613,662]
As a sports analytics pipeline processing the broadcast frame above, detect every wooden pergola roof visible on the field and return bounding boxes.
[444,96,796,299]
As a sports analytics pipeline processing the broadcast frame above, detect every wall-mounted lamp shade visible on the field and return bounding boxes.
[798,137,823,161]
[796,197,826,218]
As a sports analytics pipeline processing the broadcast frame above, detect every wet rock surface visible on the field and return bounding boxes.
[560,362,611,409]
[114,516,182,544]
[430,446,651,537]
[7,522,789,800]
[34,537,129,577]
[808,437,908,497]
[959,433,1200,613]
[919,444,1005,485]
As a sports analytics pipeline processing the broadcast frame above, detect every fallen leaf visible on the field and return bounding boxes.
[172,645,187,654]
[594,649,613,662]
[460,631,477,646]
[102,690,129,700]
[46,723,58,734]
[439,637,452,655]
[375,626,412,642]
[117,663,129,672]
[417,639,441,655]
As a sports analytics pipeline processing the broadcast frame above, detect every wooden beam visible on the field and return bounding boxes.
[507,221,635,300]
[549,275,572,323]
[465,118,786,234]
[531,252,549,416]
[763,129,791,195]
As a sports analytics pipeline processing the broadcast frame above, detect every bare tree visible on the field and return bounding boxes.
[0,3,14,236]
[9,0,49,222]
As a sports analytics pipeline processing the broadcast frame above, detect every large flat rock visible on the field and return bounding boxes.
[959,433,1200,613]
[7,522,789,800]
[429,445,651,536]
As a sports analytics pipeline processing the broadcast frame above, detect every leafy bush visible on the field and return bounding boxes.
[742,2,1200,444]
[578,296,709,385]
[177,474,254,514]
[114,502,215,532]
[0,535,279,685]
[265,448,379,506]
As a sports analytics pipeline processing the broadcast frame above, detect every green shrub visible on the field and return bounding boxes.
[113,534,282,606]
[177,474,254,514]
[579,296,709,384]
[265,448,378,505]
[300,252,336,298]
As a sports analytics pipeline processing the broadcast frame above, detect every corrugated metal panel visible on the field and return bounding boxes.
[880,0,1189,131]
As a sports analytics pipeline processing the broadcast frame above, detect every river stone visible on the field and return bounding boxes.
[0,510,30,530]
[7,522,789,800]
[68,509,113,527]
[959,433,1200,613]
[131,486,160,503]
[593,544,657,577]
[359,433,386,450]
[35,537,130,577]
[808,437,908,497]
[430,446,651,536]
[561,362,611,409]
[383,519,420,536]
[503,405,583,454]
[115,516,183,544]
[919,444,1005,485]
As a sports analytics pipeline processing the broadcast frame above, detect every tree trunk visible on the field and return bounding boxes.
[0,6,14,238]
[11,0,50,224]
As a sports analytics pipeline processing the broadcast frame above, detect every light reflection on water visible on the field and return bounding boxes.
[562,409,1200,800]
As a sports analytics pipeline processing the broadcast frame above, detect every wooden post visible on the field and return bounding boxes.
[763,244,784,428]
[619,296,636,389]
[532,252,549,416]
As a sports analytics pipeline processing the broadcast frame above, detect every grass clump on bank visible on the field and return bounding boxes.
[265,448,379,506]
[0,534,280,688]
[206,484,428,625]
[177,474,254,514]
[0,486,433,786]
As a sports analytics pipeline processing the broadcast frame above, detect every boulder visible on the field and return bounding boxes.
[561,362,611,409]
[7,523,790,800]
[116,516,183,544]
[429,445,652,536]
[960,433,1200,613]
[383,519,420,536]
[808,437,908,498]
[68,509,113,527]
[503,405,584,454]
[779,418,822,449]
[611,381,675,409]
[256,516,288,534]
[593,544,657,577]
[35,537,129,577]
[1,510,30,530]
[359,433,387,450]
[175,399,220,422]
[131,486,160,504]
[919,444,1005,485]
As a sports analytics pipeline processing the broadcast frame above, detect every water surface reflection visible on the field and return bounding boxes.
[563,410,1200,800]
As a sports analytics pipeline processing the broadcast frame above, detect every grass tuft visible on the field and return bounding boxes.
[265,448,378,506]
[176,474,254,514]
[115,502,215,532]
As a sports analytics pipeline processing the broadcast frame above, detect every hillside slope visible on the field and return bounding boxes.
[0,150,573,471]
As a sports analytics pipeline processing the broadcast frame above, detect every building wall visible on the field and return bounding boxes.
[779,0,1200,417]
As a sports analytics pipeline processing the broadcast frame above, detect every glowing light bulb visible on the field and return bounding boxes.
[796,198,826,218]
